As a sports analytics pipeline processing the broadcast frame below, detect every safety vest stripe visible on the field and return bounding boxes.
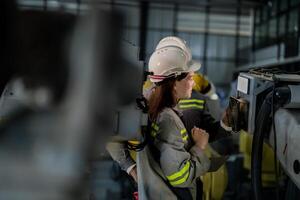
[179,104,204,109]
[151,130,157,137]
[180,129,187,135]
[166,161,190,181]
[182,135,188,141]
[151,123,159,131]
[179,99,204,104]
[178,101,204,108]
[128,140,140,145]
[180,129,188,141]
[169,171,189,186]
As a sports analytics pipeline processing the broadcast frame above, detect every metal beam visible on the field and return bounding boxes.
[114,0,263,8]
[138,1,149,61]
[172,3,178,35]
[235,0,241,67]
[202,0,210,75]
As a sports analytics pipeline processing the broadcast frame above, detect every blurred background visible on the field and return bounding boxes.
[14,0,300,108]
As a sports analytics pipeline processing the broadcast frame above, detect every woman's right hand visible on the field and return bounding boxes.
[191,127,209,150]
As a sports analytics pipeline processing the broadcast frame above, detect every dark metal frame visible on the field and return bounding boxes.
[253,0,300,55]
[139,1,149,61]
[202,1,210,75]
[235,0,242,67]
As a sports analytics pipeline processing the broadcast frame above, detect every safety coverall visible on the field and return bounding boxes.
[138,107,211,200]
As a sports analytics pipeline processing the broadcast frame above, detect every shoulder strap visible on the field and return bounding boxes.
[171,108,186,127]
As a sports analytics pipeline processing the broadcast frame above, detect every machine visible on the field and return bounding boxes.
[230,67,300,199]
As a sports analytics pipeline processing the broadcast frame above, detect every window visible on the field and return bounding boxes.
[279,14,286,36]
[288,9,298,34]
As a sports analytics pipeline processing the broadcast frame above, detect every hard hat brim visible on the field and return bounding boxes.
[149,60,201,83]
[187,60,201,72]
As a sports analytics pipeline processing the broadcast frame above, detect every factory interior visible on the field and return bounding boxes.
[1,0,300,199]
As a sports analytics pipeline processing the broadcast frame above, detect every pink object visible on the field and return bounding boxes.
[133,191,138,200]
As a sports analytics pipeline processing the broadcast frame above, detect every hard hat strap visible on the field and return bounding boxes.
[153,72,188,86]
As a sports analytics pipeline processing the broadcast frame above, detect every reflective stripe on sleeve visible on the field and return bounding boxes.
[178,99,205,110]
[151,123,159,137]
[166,161,190,186]
[180,129,188,141]
[179,99,204,104]
[151,123,159,131]
[178,104,204,110]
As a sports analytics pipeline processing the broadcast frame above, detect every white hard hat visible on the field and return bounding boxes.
[155,36,192,61]
[148,46,200,83]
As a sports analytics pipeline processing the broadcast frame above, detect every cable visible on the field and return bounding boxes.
[251,86,291,200]
[271,79,280,200]
[251,91,272,200]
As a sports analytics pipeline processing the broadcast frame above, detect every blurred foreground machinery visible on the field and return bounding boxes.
[0,1,142,200]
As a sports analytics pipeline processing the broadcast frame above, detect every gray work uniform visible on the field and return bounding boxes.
[106,136,136,172]
[138,107,211,200]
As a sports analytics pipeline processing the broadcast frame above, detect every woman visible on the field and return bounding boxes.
[138,42,211,200]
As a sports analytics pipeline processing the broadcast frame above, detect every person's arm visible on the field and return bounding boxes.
[156,114,210,188]
[201,110,232,142]
[106,137,136,178]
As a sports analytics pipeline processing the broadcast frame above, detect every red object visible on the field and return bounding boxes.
[133,191,138,200]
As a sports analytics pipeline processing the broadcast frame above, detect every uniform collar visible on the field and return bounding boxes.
[173,105,183,117]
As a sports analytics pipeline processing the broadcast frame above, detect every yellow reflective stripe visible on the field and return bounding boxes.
[179,99,204,104]
[151,130,157,137]
[151,123,159,131]
[128,140,140,145]
[169,172,189,186]
[180,129,187,135]
[179,104,204,109]
[182,135,188,141]
[151,123,159,137]
[166,161,190,181]
[180,129,188,141]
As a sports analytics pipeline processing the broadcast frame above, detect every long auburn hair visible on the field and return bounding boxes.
[148,79,177,121]
[148,73,188,121]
